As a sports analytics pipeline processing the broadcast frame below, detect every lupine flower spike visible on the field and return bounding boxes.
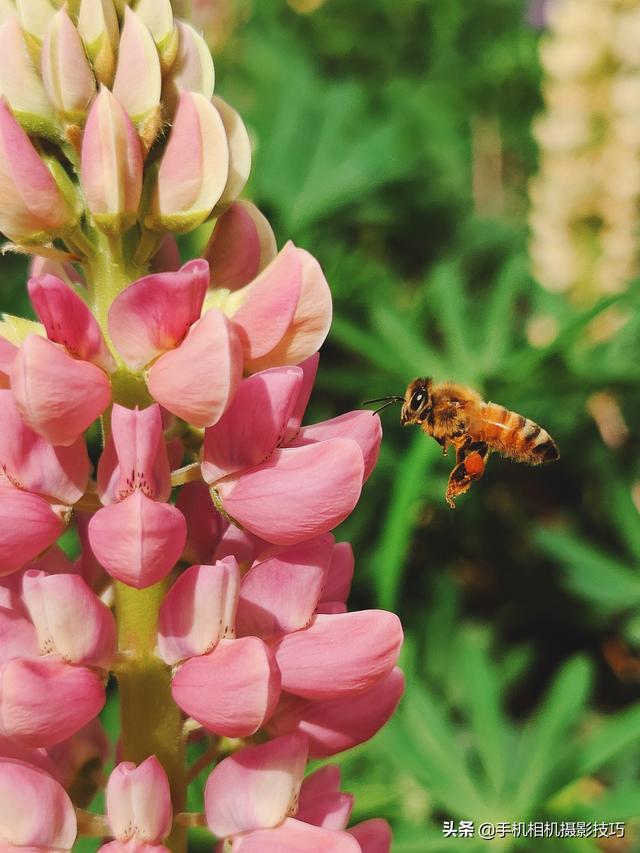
[0,3,402,851]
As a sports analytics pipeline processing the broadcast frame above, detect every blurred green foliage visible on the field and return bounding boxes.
[5,0,640,849]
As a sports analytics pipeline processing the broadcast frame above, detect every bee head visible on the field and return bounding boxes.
[400,377,433,425]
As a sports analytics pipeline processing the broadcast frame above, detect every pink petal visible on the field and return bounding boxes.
[283,353,319,444]
[213,96,251,207]
[297,766,353,831]
[88,492,186,589]
[244,249,332,373]
[99,842,171,853]
[107,756,172,843]
[230,243,302,361]
[212,524,266,566]
[11,335,111,447]
[148,309,242,428]
[172,637,280,737]
[205,200,277,291]
[0,657,105,748]
[215,440,364,546]
[321,542,354,604]
[0,479,64,576]
[27,275,115,373]
[23,570,116,669]
[316,602,348,615]
[236,537,334,638]
[204,734,308,837]
[0,605,39,665]
[29,257,84,287]
[290,411,382,482]
[348,819,392,853]
[201,367,303,484]
[0,338,16,388]
[97,404,171,504]
[0,758,76,850]
[230,818,361,852]
[272,611,402,700]
[150,236,181,273]
[0,737,59,778]
[266,668,405,758]
[157,559,240,665]
[0,389,91,504]
[109,261,209,370]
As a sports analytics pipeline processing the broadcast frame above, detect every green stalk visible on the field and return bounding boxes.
[85,231,187,853]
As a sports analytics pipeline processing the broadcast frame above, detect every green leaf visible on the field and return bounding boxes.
[480,254,527,374]
[578,703,640,776]
[535,527,640,613]
[511,657,592,813]
[427,262,476,378]
[371,432,438,610]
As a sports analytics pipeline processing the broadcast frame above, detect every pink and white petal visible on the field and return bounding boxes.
[176,482,225,565]
[98,842,171,853]
[28,274,115,373]
[172,637,280,738]
[158,559,240,666]
[148,309,242,429]
[290,411,382,483]
[11,335,111,447]
[283,353,319,444]
[201,367,303,483]
[109,261,210,370]
[88,493,186,589]
[23,570,116,669]
[321,542,354,604]
[229,243,302,362]
[0,389,91,505]
[107,756,172,843]
[297,767,353,831]
[244,249,332,373]
[0,480,65,576]
[204,734,308,837]
[236,537,334,639]
[272,611,403,700]
[106,404,172,502]
[215,440,364,546]
[0,606,39,665]
[266,668,405,759]
[0,656,105,748]
[0,338,17,388]
[0,758,76,850]
[348,819,392,853]
[230,818,361,852]
[205,200,277,291]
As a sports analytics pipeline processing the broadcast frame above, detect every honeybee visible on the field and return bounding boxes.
[364,377,559,508]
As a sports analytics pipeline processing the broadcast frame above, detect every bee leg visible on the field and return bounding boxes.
[445,441,489,508]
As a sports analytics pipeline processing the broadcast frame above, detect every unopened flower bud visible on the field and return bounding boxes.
[112,7,162,151]
[0,17,58,138]
[213,96,252,211]
[16,0,55,49]
[135,0,178,73]
[42,8,96,125]
[162,20,215,116]
[77,0,119,87]
[81,87,143,234]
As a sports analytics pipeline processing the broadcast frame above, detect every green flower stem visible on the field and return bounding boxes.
[86,233,187,853]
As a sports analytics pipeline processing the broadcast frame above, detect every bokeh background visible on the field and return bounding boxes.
[8,0,640,850]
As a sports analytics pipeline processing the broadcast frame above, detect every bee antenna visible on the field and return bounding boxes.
[361,395,404,416]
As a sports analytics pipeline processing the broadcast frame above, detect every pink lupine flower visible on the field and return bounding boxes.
[89,404,186,588]
[0,338,17,388]
[0,99,77,243]
[0,656,105,748]
[296,766,354,831]
[81,87,143,234]
[204,734,309,837]
[348,819,393,853]
[0,758,76,851]
[109,262,242,426]
[172,636,281,737]
[77,0,119,88]
[204,200,277,291]
[226,818,362,852]
[203,364,380,544]
[0,19,57,136]
[0,478,65,575]
[175,481,225,564]
[106,757,172,844]
[267,667,405,758]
